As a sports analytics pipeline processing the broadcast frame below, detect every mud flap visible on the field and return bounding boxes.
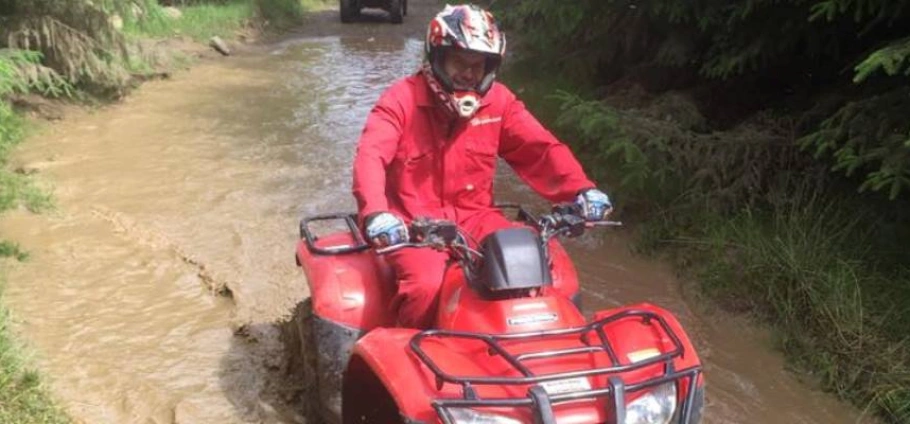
[686,386,705,423]
[529,386,556,424]
[673,385,705,424]
[312,314,365,423]
[571,292,583,311]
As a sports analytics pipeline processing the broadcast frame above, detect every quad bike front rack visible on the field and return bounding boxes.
[410,309,703,424]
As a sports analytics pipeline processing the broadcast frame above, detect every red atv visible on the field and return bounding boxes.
[294,204,705,424]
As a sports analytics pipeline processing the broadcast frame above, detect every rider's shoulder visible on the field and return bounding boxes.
[376,75,424,106]
[483,82,518,104]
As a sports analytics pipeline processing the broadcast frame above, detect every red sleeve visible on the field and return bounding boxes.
[352,90,403,222]
[498,93,595,203]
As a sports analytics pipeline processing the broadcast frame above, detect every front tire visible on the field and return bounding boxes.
[388,0,403,24]
[340,0,358,23]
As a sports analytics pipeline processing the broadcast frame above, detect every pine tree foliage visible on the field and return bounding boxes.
[551,90,821,212]
[854,37,910,83]
[493,0,910,200]
[799,88,910,200]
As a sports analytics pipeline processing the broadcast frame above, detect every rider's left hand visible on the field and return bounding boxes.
[364,211,409,247]
[575,188,613,221]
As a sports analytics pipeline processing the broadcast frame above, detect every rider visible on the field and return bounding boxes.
[351,4,612,329]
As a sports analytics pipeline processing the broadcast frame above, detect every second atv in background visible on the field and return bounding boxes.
[340,0,406,24]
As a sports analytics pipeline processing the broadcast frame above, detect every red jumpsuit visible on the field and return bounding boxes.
[352,74,595,328]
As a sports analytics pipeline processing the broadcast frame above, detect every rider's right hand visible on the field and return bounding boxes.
[575,188,613,222]
[364,212,409,247]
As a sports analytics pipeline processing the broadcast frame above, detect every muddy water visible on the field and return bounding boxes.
[0,1,876,423]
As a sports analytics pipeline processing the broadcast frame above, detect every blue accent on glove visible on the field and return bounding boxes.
[575,188,613,221]
[365,212,409,247]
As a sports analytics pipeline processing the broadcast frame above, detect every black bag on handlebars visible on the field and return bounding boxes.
[471,228,553,299]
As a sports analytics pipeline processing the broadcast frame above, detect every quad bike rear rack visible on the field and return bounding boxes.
[299,213,370,255]
[410,309,703,424]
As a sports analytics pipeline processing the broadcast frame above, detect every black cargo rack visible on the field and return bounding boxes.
[410,309,703,424]
[299,213,370,255]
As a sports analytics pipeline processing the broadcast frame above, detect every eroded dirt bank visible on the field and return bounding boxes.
[0,1,878,423]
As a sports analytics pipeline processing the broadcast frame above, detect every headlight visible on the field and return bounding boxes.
[447,407,522,424]
[624,382,677,424]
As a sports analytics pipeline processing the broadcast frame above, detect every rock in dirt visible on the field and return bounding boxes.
[210,36,231,56]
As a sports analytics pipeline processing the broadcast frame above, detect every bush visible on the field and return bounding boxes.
[254,0,304,27]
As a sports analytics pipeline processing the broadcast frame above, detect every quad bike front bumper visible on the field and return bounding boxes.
[411,308,705,424]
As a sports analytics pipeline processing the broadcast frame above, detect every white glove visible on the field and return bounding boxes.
[365,212,409,247]
[575,188,613,221]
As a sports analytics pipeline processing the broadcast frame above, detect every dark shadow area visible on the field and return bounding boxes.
[346,7,397,24]
[218,319,309,424]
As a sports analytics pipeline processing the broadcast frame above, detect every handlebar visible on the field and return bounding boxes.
[375,218,462,255]
[375,204,621,256]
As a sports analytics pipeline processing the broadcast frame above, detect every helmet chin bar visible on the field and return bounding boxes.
[453,92,481,118]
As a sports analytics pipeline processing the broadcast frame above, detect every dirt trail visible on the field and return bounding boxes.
[0,1,877,423]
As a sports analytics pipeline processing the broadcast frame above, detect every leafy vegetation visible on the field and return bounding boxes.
[0,50,58,218]
[494,0,910,421]
[0,282,70,423]
[494,0,910,199]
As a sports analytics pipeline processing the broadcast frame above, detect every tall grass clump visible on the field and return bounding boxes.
[253,0,305,28]
[0,289,70,423]
[126,1,254,41]
[692,198,910,422]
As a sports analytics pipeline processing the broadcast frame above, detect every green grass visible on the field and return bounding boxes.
[639,196,910,423]
[0,275,70,424]
[255,0,323,27]
[0,242,28,262]
[125,0,332,41]
[125,1,255,41]
[0,104,54,217]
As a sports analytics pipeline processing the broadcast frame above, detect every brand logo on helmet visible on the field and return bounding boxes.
[461,8,496,49]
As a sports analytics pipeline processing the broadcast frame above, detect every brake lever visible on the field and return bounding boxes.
[375,243,418,255]
[585,220,623,227]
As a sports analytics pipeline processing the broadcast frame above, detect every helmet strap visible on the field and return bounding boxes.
[420,62,469,119]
